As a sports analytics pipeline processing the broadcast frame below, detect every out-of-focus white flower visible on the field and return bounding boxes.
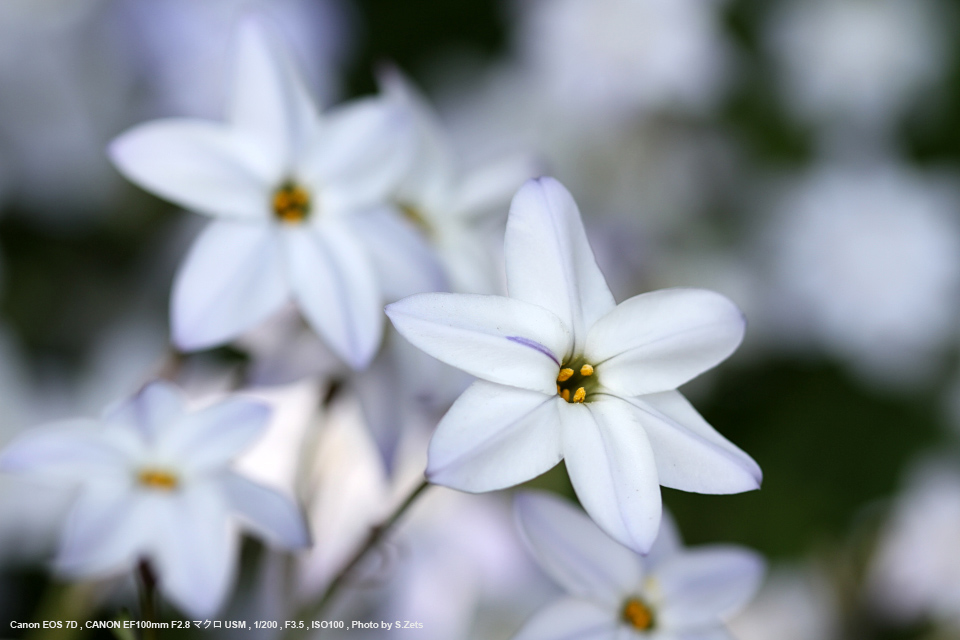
[516,0,731,120]
[388,177,760,553]
[768,0,947,132]
[763,161,960,384]
[513,491,764,640]
[110,17,424,369]
[868,459,960,627]
[0,381,309,618]
[383,69,535,295]
[728,564,840,640]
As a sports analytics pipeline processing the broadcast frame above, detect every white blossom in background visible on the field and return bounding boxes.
[513,491,764,640]
[768,0,947,133]
[0,381,309,618]
[388,177,760,553]
[516,0,731,121]
[763,161,960,385]
[111,17,427,369]
[868,459,960,628]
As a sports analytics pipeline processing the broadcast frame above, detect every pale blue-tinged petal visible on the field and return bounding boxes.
[103,381,187,444]
[513,598,620,640]
[587,289,745,397]
[228,17,319,168]
[301,97,414,213]
[346,207,448,301]
[656,547,765,630]
[505,177,616,351]
[109,120,278,219]
[427,381,561,491]
[646,510,684,571]
[220,471,309,549]
[282,221,383,370]
[172,221,290,351]
[674,629,736,640]
[0,420,123,481]
[514,491,642,603]
[151,484,236,619]
[453,154,538,218]
[386,293,571,394]
[624,392,761,495]
[159,397,270,474]
[561,397,662,554]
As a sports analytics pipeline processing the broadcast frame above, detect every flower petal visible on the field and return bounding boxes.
[646,510,684,570]
[505,177,616,351]
[386,293,571,394]
[228,17,319,168]
[674,629,736,640]
[0,420,122,481]
[221,471,309,549]
[656,547,765,630]
[427,381,562,491]
[172,221,290,351]
[587,289,745,397]
[453,153,537,218]
[110,120,277,219]
[561,397,662,554]
[160,397,271,473]
[514,491,642,603]
[624,392,761,495]
[283,221,383,370]
[513,598,620,640]
[103,381,187,444]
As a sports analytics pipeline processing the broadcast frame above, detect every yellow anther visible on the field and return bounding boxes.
[273,182,311,224]
[557,368,574,382]
[137,469,179,491]
[622,598,654,631]
[580,364,594,376]
[561,389,571,402]
[573,387,586,403]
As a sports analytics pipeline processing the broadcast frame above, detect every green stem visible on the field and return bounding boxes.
[136,560,158,640]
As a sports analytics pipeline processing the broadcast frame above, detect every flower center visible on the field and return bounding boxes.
[398,201,433,236]
[556,359,597,403]
[621,597,655,631]
[137,468,179,491]
[272,180,311,224]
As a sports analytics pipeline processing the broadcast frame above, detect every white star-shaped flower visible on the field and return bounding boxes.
[386,177,760,552]
[513,491,764,640]
[0,381,309,618]
[110,17,426,369]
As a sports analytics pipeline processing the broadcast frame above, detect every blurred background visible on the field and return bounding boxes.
[1,0,960,638]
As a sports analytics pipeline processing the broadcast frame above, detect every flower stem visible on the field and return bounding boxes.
[136,560,159,640]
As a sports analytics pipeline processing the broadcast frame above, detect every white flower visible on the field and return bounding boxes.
[110,17,424,369]
[513,491,764,640]
[387,177,760,553]
[0,381,309,618]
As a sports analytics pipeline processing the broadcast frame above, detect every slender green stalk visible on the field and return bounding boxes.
[136,560,159,640]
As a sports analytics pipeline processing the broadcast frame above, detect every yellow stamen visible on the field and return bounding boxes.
[573,387,586,403]
[137,469,179,491]
[557,368,574,382]
[273,182,311,224]
[622,598,654,631]
[561,389,571,402]
[580,364,594,376]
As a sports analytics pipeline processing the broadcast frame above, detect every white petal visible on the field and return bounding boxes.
[505,177,616,351]
[104,381,187,444]
[587,289,745,397]
[453,154,538,217]
[0,420,122,481]
[674,629,736,640]
[656,547,765,630]
[561,397,662,554]
[151,484,236,619]
[110,120,277,219]
[160,397,271,473]
[514,491,642,603]
[646,510,684,570]
[427,381,562,491]
[283,221,383,370]
[346,207,448,301]
[228,17,319,168]
[386,293,571,394]
[624,392,761,495]
[513,598,620,640]
[172,221,290,351]
[221,471,309,549]
[302,97,414,213]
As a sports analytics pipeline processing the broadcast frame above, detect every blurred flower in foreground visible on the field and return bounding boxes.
[388,177,760,553]
[763,161,960,385]
[0,381,309,618]
[110,17,421,368]
[768,0,946,134]
[513,491,764,640]
[516,0,731,121]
